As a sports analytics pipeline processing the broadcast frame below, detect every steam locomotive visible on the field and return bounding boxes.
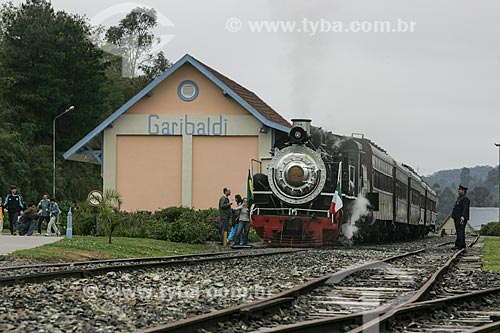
[250,119,437,246]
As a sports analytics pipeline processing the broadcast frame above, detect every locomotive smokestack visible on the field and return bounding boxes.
[291,119,311,136]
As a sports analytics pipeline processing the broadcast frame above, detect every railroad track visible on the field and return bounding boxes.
[387,237,500,333]
[260,236,483,333]
[133,248,426,333]
[0,249,303,286]
[134,236,480,333]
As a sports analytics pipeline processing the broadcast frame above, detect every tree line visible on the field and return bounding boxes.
[425,166,500,223]
[0,0,170,203]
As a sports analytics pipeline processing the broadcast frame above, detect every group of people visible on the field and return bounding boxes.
[218,188,250,246]
[0,186,61,236]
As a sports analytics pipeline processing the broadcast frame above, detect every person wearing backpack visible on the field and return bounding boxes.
[46,198,61,236]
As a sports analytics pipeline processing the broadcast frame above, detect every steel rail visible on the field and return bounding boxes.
[463,320,500,333]
[134,248,426,333]
[251,286,500,333]
[0,249,305,272]
[358,286,500,333]
[347,235,481,333]
[0,249,304,286]
[0,252,234,271]
[252,236,481,333]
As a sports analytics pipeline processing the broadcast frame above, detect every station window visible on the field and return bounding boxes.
[178,80,199,101]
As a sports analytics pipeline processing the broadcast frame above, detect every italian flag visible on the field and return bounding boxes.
[329,162,343,219]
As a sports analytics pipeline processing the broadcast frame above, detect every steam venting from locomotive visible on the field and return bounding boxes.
[267,120,328,205]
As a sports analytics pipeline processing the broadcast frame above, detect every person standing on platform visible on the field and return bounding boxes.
[228,194,243,244]
[451,185,470,249]
[3,186,24,235]
[46,198,61,237]
[218,188,233,245]
[234,197,251,245]
[37,193,51,235]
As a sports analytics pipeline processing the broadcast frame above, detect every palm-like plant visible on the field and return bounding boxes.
[96,189,123,244]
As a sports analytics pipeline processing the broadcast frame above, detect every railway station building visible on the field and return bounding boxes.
[64,54,291,211]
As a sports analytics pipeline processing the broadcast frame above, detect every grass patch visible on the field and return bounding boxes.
[482,236,500,271]
[11,236,219,262]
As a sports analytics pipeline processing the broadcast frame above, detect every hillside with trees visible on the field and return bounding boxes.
[423,165,500,223]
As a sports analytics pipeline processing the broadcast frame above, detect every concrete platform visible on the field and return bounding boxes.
[0,235,62,255]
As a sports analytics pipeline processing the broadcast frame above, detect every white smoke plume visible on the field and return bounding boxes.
[342,193,371,240]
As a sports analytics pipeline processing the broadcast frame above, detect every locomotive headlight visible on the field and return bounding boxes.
[289,127,308,144]
[284,164,306,186]
[268,145,327,204]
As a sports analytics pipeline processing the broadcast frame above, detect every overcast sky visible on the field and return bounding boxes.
[15,0,500,175]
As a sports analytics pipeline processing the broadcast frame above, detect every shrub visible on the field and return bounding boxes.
[72,201,98,236]
[148,218,168,240]
[113,211,152,238]
[154,206,192,223]
[166,210,219,244]
[71,202,220,244]
[480,222,500,236]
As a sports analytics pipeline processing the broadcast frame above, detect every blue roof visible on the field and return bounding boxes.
[64,53,291,161]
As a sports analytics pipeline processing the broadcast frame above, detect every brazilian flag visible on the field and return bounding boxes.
[247,169,254,208]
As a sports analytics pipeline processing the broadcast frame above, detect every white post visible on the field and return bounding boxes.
[66,209,73,239]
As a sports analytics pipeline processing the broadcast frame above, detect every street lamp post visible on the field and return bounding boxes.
[53,106,75,197]
[496,143,500,222]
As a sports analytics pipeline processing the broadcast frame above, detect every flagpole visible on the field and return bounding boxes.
[336,161,342,222]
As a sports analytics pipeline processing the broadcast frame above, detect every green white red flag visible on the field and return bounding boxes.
[329,162,343,219]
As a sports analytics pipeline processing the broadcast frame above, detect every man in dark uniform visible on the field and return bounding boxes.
[451,185,470,249]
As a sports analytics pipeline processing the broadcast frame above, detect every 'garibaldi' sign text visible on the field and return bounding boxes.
[148,114,228,135]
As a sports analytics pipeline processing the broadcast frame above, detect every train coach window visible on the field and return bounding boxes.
[411,190,420,205]
[349,165,355,183]
[373,170,393,193]
[348,165,356,194]
[397,181,408,200]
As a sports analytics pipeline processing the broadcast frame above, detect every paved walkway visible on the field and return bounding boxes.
[0,235,62,255]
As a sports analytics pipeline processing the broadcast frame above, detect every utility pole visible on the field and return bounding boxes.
[496,143,500,222]
[53,106,75,197]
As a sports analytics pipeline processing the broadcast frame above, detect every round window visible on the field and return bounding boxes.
[178,80,199,101]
